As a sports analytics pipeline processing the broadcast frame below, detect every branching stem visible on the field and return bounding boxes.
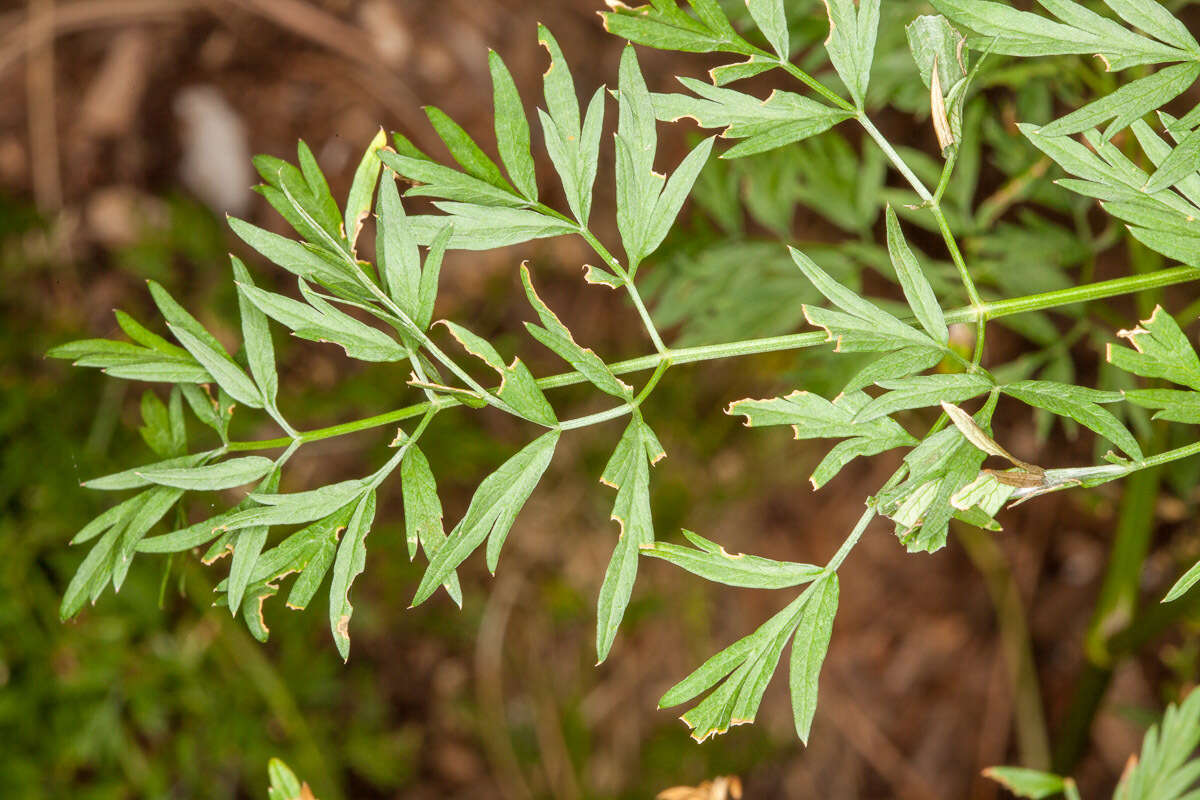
[574,222,668,354]
[225,266,1200,453]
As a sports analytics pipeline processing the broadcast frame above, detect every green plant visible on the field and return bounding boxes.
[49,0,1200,784]
[986,686,1200,800]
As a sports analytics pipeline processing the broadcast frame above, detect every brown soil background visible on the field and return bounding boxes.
[3,1,1196,798]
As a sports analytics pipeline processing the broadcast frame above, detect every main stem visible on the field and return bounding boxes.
[225,266,1200,452]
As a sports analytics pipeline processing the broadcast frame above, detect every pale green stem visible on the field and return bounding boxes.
[531,201,668,355]
[556,358,672,432]
[933,145,959,206]
[1131,438,1200,471]
[339,250,521,419]
[559,404,638,432]
[224,266,1200,453]
[368,408,435,486]
[857,114,934,204]
[266,403,300,440]
[575,222,668,354]
[825,506,877,573]
[856,112,988,360]
[633,357,672,405]
[773,58,857,112]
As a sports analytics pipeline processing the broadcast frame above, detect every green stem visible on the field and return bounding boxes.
[551,359,673,432]
[825,506,876,572]
[769,52,981,329]
[372,408,436,484]
[224,267,1200,453]
[933,145,959,206]
[558,404,637,432]
[1137,437,1200,470]
[774,58,856,112]
[574,222,668,354]
[934,207,984,309]
[932,202,988,364]
[531,201,668,354]
[634,357,672,405]
[858,114,934,204]
[625,280,668,354]
[345,254,520,419]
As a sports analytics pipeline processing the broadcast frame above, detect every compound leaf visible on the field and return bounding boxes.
[653,79,853,158]
[745,0,788,59]
[855,373,994,422]
[407,202,575,250]
[601,0,746,55]
[1143,127,1200,195]
[728,390,917,489]
[424,105,510,191]
[596,413,662,662]
[84,452,210,492]
[238,281,405,363]
[1039,62,1200,141]
[413,430,560,605]
[169,325,264,410]
[226,469,281,615]
[440,321,557,426]
[401,445,461,605]
[136,456,275,492]
[661,589,810,741]
[1107,306,1200,390]
[376,168,422,320]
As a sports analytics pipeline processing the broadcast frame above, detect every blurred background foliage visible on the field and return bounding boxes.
[5,0,1200,797]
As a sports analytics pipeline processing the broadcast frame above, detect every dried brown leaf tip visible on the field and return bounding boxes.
[929,54,954,152]
[656,775,743,800]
